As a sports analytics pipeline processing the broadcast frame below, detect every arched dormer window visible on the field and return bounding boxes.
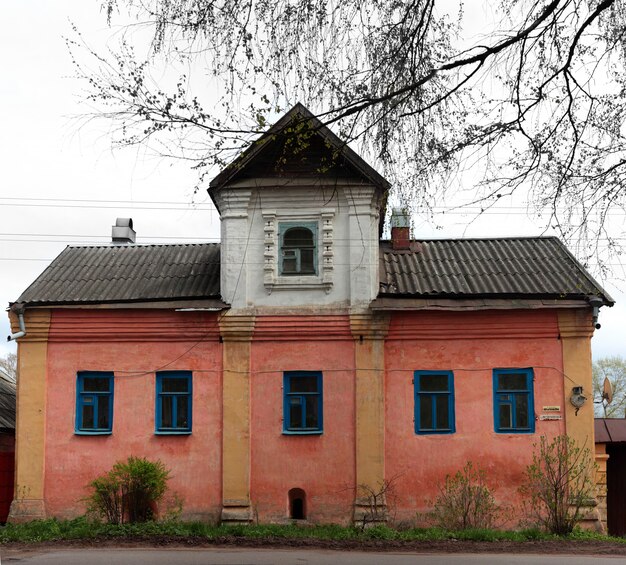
[279,222,317,275]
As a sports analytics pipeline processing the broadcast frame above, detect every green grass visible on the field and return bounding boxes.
[1,518,625,545]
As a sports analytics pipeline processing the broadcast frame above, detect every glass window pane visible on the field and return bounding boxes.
[82,404,95,429]
[435,395,449,429]
[176,396,189,429]
[289,397,303,429]
[300,249,314,273]
[515,394,529,428]
[419,395,433,429]
[161,396,173,428]
[97,396,110,429]
[420,374,449,392]
[284,228,313,248]
[305,396,319,429]
[498,373,527,391]
[162,377,189,393]
[283,256,297,273]
[290,376,318,393]
[83,377,110,392]
[499,403,512,428]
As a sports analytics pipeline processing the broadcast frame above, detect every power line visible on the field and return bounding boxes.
[0,202,215,211]
[0,226,625,242]
[0,195,623,214]
[0,196,213,206]
[0,256,623,268]
[2,196,626,216]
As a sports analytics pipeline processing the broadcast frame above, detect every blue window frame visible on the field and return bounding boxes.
[156,371,192,434]
[283,371,323,434]
[279,221,318,275]
[493,368,535,433]
[76,372,114,434]
[414,371,455,434]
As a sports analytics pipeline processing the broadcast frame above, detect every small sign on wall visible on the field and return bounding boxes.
[539,414,562,421]
[542,406,561,412]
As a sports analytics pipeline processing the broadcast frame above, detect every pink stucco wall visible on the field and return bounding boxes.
[250,326,356,524]
[44,309,223,521]
[41,308,570,525]
[385,309,566,524]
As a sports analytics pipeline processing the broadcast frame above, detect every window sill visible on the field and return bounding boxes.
[75,430,112,436]
[282,430,323,435]
[265,279,332,295]
[415,430,455,435]
[155,430,192,435]
[495,429,534,434]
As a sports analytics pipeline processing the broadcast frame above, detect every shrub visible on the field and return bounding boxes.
[519,435,595,535]
[355,477,397,530]
[431,461,500,530]
[87,456,171,524]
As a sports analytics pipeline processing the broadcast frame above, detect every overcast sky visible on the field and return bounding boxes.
[1,1,624,360]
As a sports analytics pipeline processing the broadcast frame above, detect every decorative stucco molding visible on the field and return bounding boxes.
[262,209,335,295]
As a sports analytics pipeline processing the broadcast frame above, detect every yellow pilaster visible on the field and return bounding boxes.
[350,311,390,524]
[558,309,603,532]
[219,312,255,524]
[8,308,51,523]
[558,310,594,448]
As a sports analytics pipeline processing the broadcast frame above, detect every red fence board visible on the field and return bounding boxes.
[0,451,15,523]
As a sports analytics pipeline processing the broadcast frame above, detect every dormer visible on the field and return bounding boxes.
[209,104,390,310]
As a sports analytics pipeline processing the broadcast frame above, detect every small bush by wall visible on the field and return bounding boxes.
[430,461,500,530]
[87,456,171,524]
[519,435,595,535]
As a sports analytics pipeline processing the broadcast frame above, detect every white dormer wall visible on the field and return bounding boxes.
[216,177,382,310]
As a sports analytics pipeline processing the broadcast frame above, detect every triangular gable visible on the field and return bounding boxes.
[209,103,390,197]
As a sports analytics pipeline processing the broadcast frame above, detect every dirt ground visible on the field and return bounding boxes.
[3,536,626,555]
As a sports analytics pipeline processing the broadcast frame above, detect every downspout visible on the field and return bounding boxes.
[7,304,26,341]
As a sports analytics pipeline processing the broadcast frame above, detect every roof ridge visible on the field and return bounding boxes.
[65,242,220,249]
[381,236,559,243]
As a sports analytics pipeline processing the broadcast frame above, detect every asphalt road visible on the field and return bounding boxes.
[2,549,626,564]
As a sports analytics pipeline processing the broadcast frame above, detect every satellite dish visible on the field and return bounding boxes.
[603,377,613,404]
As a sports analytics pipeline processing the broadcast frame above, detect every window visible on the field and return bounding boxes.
[414,371,455,434]
[76,372,114,434]
[279,222,317,275]
[493,368,534,433]
[156,371,192,434]
[283,371,323,434]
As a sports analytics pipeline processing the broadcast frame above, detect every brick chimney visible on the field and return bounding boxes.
[390,208,410,250]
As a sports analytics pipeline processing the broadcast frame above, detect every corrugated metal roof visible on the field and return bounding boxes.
[16,244,222,306]
[379,237,613,303]
[595,418,626,443]
[14,237,612,306]
[0,377,16,430]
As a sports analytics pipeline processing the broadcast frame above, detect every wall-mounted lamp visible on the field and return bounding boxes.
[570,386,587,415]
[588,296,604,330]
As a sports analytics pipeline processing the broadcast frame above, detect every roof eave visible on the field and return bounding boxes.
[371,296,596,311]
[550,238,615,306]
[11,297,230,310]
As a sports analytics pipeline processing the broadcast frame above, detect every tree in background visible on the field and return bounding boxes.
[0,352,16,383]
[71,0,626,270]
[593,355,626,418]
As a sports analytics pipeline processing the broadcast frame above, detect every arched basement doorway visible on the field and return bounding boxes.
[288,488,306,520]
